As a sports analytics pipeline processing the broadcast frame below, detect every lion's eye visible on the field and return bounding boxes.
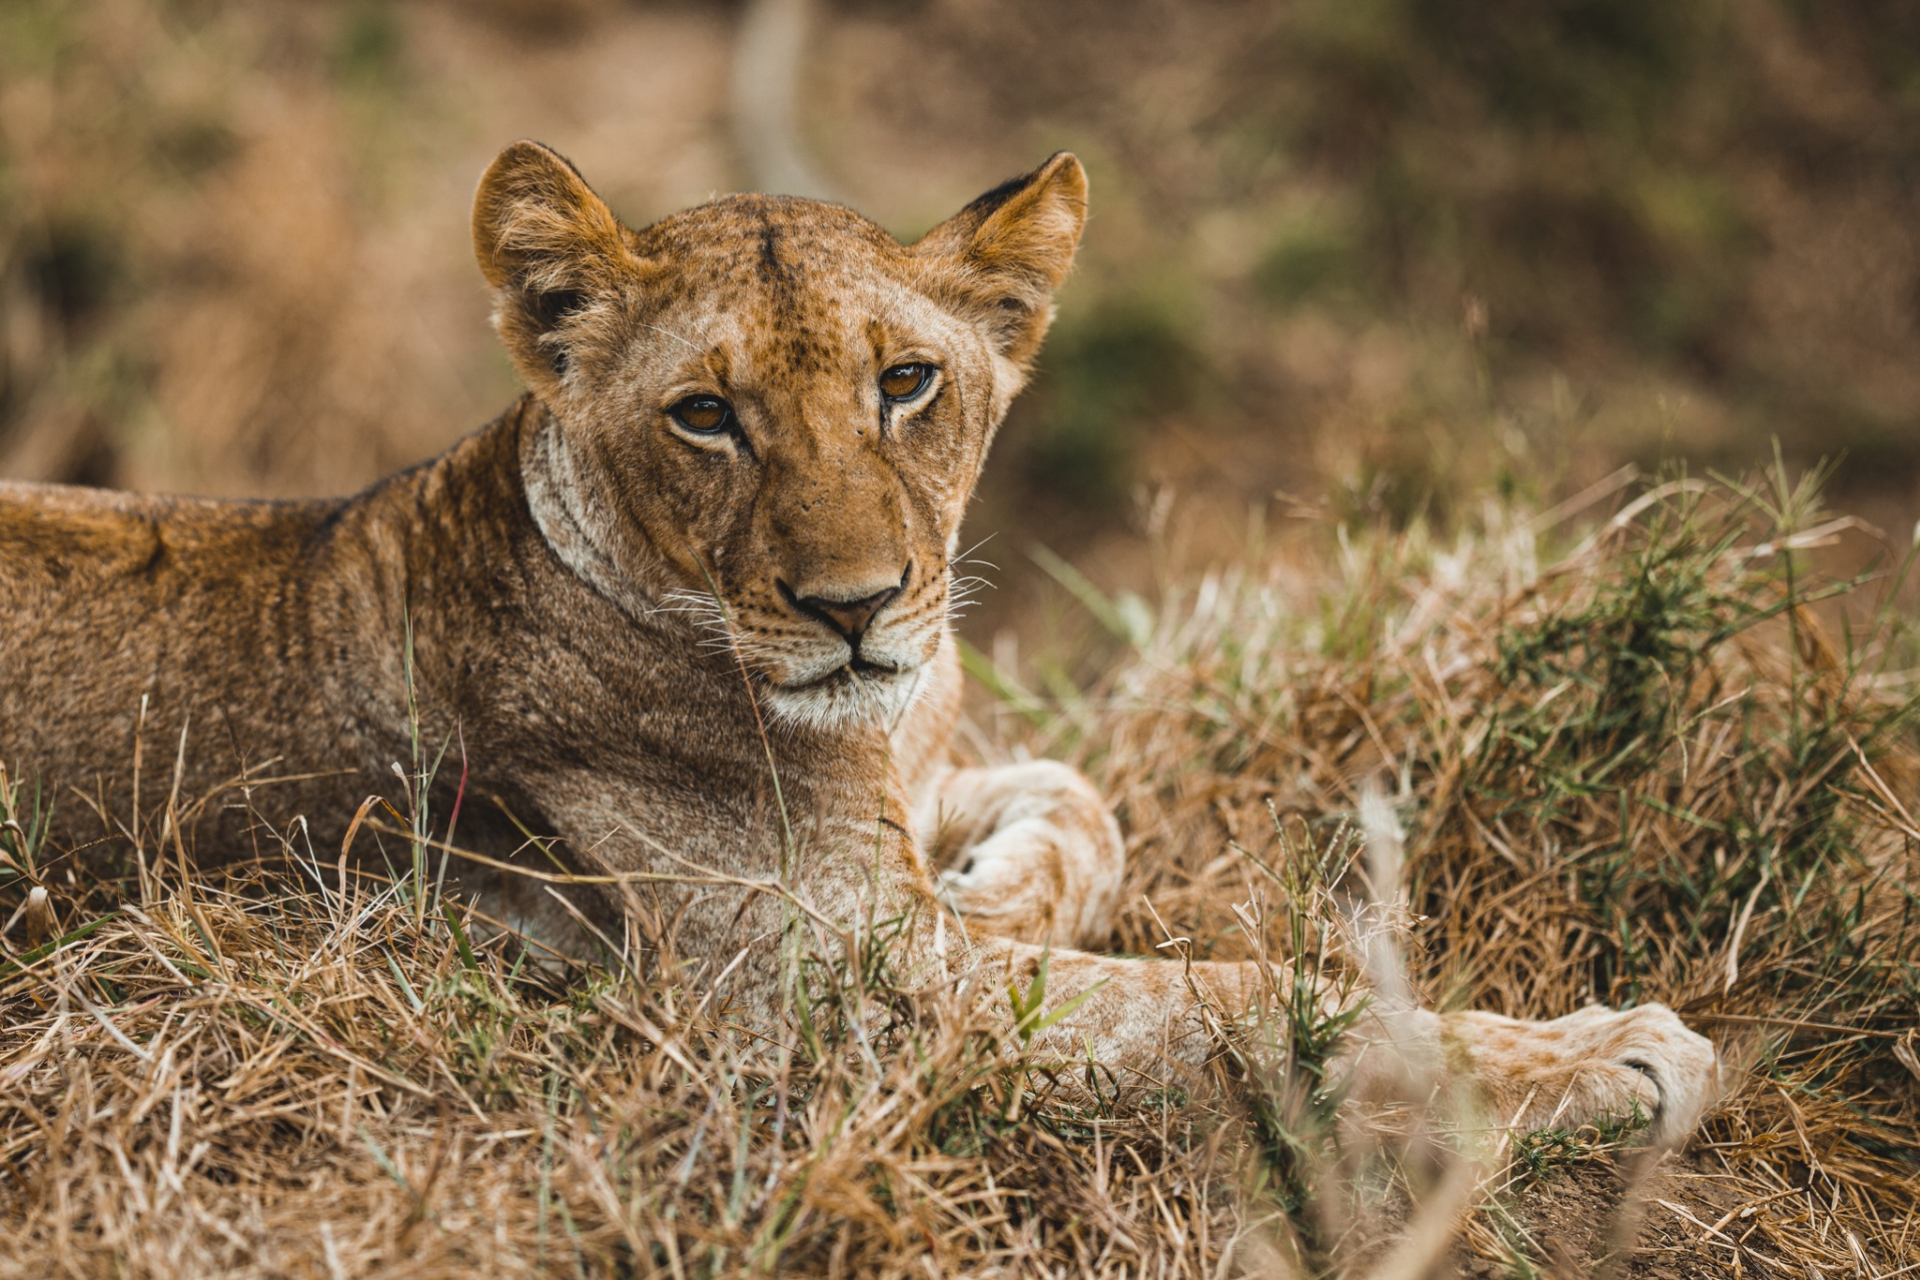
[669,396,734,435]
[879,363,933,402]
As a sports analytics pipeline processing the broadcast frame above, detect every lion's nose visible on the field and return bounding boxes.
[780,576,904,649]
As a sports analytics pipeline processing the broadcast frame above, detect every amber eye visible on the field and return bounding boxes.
[879,363,933,402]
[669,395,734,435]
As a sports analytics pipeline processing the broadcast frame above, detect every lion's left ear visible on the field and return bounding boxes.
[472,140,647,394]
[911,153,1088,367]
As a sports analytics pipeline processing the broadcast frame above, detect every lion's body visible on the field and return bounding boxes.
[1,479,397,857]
[1,405,936,972]
[0,144,1717,1139]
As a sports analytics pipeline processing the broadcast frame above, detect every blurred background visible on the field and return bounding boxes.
[4,0,1919,636]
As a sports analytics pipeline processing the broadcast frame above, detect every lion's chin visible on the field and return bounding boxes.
[761,660,925,732]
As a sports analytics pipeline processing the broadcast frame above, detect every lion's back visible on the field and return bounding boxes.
[0,481,370,840]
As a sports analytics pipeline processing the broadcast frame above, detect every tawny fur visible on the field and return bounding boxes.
[0,143,1717,1144]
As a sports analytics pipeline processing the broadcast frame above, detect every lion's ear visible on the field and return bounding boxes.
[472,141,643,389]
[911,153,1088,367]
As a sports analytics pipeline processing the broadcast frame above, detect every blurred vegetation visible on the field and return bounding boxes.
[4,0,1920,609]
[957,0,1920,560]
[1259,0,1758,364]
[1018,291,1206,505]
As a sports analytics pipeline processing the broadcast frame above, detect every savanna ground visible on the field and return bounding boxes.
[4,467,1920,1275]
[5,0,1920,1273]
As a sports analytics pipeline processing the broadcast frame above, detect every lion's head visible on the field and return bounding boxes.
[470,142,1086,729]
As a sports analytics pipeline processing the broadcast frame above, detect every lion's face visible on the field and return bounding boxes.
[472,144,1086,728]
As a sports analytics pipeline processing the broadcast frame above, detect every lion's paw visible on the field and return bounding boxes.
[927,761,1123,949]
[1448,1003,1719,1146]
[936,823,1076,940]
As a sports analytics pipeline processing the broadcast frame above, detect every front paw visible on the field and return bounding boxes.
[937,825,1074,941]
[929,761,1125,949]
[937,822,1118,949]
[1449,1003,1719,1146]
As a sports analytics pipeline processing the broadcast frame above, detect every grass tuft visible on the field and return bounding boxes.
[4,463,1919,1274]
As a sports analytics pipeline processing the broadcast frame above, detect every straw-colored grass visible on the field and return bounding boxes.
[4,465,1918,1276]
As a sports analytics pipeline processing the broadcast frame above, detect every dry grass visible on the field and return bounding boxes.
[5,465,1920,1276]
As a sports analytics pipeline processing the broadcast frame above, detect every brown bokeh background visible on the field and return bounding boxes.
[5,0,1919,633]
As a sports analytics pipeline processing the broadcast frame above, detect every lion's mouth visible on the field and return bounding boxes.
[759,652,926,726]
[788,657,906,692]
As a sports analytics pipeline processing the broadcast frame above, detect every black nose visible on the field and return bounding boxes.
[781,580,902,649]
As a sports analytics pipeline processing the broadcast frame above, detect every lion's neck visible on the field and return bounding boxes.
[515,397,674,622]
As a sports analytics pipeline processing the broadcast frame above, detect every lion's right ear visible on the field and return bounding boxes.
[472,141,645,392]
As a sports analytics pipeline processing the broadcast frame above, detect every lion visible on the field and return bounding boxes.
[0,142,1716,1144]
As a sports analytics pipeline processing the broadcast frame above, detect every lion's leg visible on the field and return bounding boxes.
[539,766,1717,1148]
[965,939,1719,1147]
[1421,1003,1720,1144]
[914,760,1125,949]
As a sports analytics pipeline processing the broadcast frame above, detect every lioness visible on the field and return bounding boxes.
[0,143,1715,1142]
